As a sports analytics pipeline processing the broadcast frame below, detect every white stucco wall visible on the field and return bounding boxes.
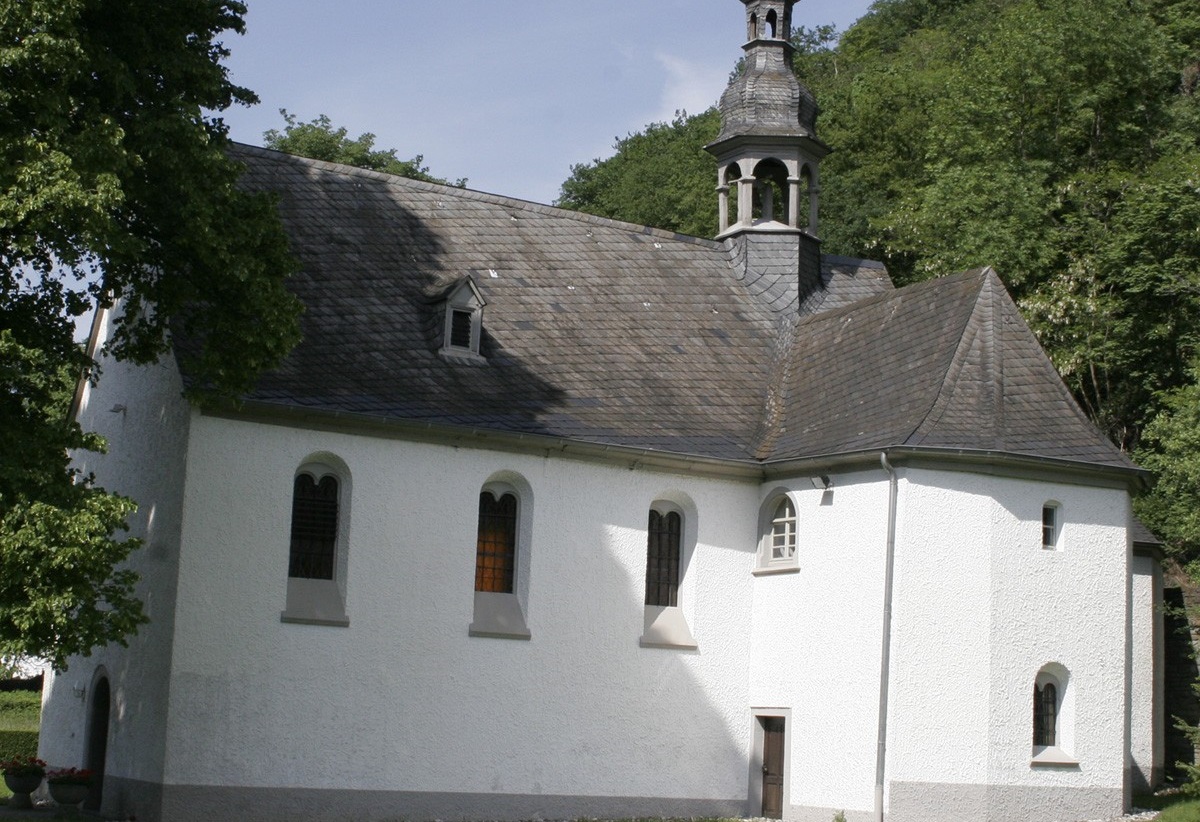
[40,308,193,795]
[160,414,758,805]
[886,469,1131,822]
[747,469,891,820]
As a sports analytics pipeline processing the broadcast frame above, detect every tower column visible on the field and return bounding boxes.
[738,175,755,227]
[787,177,801,230]
[717,183,731,234]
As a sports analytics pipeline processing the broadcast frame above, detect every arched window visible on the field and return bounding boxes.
[475,489,518,593]
[1031,664,1075,763]
[1033,681,1058,746]
[469,475,532,640]
[645,509,682,607]
[770,497,797,562]
[282,457,350,627]
[765,9,778,38]
[289,472,338,579]
[640,496,697,649]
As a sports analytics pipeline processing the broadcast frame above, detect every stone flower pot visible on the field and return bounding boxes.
[4,777,43,806]
[48,780,90,807]
[4,772,43,809]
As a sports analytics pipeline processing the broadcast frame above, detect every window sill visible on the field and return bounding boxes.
[282,578,348,627]
[469,591,531,640]
[753,563,800,577]
[281,612,350,628]
[640,605,698,650]
[1031,746,1079,767]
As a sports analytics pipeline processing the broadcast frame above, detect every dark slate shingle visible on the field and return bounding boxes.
[226,145,1132,473]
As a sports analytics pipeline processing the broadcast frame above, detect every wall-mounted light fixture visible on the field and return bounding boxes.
[808,475,833,491]
[72,683,86,701]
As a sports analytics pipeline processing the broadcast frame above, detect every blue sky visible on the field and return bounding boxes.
[219,1,876,205]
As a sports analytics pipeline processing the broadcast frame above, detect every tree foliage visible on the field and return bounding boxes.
[263,111,467,188]
[557,110,721,238]
[1,0,302,666]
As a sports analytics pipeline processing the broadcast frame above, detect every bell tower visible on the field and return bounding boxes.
[706,0,828,239]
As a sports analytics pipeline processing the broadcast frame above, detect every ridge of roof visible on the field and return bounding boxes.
[230,142,728,251]
[906,268,1000,446]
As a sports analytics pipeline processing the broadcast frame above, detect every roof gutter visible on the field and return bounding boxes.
[874,452,899,822]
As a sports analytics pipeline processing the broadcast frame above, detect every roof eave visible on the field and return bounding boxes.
[207,400,766,483]
[762,445,1149,492]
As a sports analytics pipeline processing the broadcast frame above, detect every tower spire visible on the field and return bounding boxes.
[706,0,828,238]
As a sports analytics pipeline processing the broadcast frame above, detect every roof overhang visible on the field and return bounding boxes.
[762,445,1150,493]
[204,402,1148,493]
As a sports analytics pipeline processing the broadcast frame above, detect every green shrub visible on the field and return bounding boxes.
[0,691,39,715]
[0,730,38,762]
[0,692,39,732]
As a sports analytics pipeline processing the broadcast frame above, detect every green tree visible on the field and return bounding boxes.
[263,111,467,187]
[556,109,721,238]
[1,0,302,667]
[1137,364,1200,572]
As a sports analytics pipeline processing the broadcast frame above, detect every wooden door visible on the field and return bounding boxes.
[761,716,785,819]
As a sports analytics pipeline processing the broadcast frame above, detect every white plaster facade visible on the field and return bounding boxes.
[38,316,1161,822]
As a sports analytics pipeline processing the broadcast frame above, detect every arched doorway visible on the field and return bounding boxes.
[84,675,110,811]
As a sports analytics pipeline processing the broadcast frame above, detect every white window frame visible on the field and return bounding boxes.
[755,491,800,574]
[1042,501,1062,551]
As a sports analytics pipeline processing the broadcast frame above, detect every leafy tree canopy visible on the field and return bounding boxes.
[1,0,302,667]
[264,110,467,188]
[556,109,721,239]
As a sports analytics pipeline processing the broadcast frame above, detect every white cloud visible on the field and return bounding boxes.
[652,52,728,124]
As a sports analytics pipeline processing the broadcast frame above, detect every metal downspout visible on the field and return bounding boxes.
[875,452,899,822]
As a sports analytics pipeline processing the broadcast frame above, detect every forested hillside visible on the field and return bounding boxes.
[557,0,1200,573]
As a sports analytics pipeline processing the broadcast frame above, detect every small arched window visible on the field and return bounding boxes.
[640,497,697,650]
[1042,502,1062,550]
[770,497,797,563]
[469,476,532,640]
[645,509,682,607]
[282,458,350,627]
[765,9,778,38]
[1033,681,1058,746]
[1031,664,1075,763]
[475,490,518,593]
[289,473,339,579]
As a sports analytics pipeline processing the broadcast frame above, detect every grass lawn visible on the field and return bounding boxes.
[0,690,41,802]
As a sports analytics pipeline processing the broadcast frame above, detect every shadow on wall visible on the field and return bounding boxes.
[1163,587,1200,783]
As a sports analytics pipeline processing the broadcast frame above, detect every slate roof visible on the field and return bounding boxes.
[227,144,1133,473]
[766,270,1136,470]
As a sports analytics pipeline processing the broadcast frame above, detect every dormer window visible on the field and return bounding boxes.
[440,277,486,361]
